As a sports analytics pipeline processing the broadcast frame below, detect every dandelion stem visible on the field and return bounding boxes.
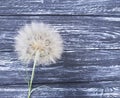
[27,51,38,98]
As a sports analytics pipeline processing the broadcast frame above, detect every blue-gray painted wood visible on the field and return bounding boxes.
[0,16,120,97]
[0,0,120,97]
[0,81,120,98]
[1,50,120,84]
[0,16,120,52]
[0,0,120,15]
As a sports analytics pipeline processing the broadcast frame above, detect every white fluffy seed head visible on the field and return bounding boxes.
[15,22,63,65]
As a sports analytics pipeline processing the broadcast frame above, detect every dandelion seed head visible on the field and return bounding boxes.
[15,22,63,65]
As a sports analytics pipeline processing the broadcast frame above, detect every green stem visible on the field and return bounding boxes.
[27,52,38,98]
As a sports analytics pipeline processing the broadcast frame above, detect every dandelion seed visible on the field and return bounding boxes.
[15,22,63,65]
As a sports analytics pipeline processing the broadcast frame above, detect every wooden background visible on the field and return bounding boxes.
[0,0,120,98]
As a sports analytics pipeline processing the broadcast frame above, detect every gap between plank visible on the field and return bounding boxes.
[0,14,119,17]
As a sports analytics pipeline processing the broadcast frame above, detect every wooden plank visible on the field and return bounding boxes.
[0,16,120,84]
[0,81,120,98]
[0,16,120,52]
[0,0,120,15]
[0,49,120,84]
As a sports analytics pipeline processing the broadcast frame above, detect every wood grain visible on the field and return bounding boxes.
[0,16,120,52]
[0,0,120,97]
[0,49,120,84]
[0,0,120,15]
[0,81,120,98]
[0,16,120,85]
[0,0,120,98]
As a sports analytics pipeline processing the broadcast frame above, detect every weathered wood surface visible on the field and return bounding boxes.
[0,15,120,97]
[1,50,120,84]
[0,81,120,98]
[0,16,120,52]
[0,0,120,97]
[0,0,120,15]
[0,16,120,83]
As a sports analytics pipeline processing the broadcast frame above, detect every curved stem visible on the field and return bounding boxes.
[27,51,38,98]
[30,85,50,95]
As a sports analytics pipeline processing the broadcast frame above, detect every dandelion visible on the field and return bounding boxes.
[15,22,63,98]
[15,22,63,65]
